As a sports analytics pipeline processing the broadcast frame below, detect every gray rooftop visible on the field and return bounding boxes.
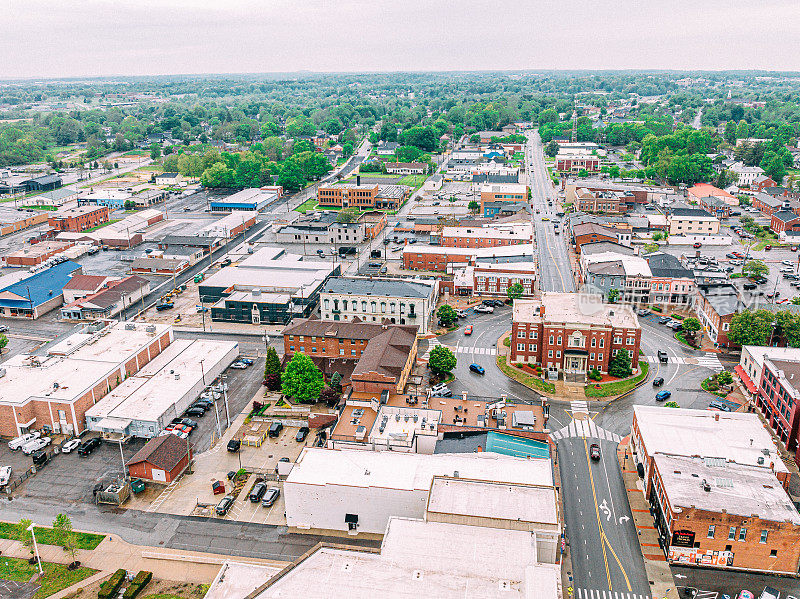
[322,277,435,298]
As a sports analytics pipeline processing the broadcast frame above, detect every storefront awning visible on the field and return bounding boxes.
[734,365,757,394]
[95,417,132,433]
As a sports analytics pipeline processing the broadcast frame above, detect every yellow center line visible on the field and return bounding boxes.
[583,438,633,592]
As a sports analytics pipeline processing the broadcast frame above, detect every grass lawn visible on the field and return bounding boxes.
[585,361,649,398]
[26,205,57,211]
[496,355,556,394]
[0,556,98,598]
[84,219,120,233]
[0,521,105,549]
[294,197,318,214]
[350,172,399,179]
[397,174,427,189]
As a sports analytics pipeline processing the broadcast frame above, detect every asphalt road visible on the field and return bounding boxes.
[526,130,574,293]
[558,436,650,597]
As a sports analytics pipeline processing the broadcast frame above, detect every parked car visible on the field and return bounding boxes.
[230,361,248,369]
[456,309,469,318]
[657,316,670,324]
[0,466,11,486]
[61,438,82,454]
[653,377,664,387]
[473,305,494,314]
[156,302,174,311]
[708,400,732,412]
[171,418,197,428]
[240,358,254,366]
[296,427,310,442]
[8,431,41,451]
[275,457,291,473]
[0,325,8,333]
[589,443,601,461]
[31,451,47,466]
[22,436,51,455]
[215,495,234,516]
[77,437,100,456]
[185,407,206,417]
[268,422,283,437]
[249,482,268,502]
[262,487,280,507]
[669,321,683,331]
[464,325,473,335]
[212,382,228,393]
[482,300,495,307]
[430,384,452,397]
[782,260,793,266]
[725,253,736,259]
[693,242,702,248]
[765,245,773,251]
[171,429,189,439]
[636,309,650,317]
[655,390,672,401]
[227,439,241,452]
[469,363,485,375]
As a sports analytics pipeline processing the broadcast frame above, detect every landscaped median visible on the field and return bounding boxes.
[584,360,649,398]
[496,354,556,394]
[0,520,105,549]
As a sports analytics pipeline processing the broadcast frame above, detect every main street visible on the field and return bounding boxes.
[526,130,574,293]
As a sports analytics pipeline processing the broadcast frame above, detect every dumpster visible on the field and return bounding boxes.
[130,478,146,494]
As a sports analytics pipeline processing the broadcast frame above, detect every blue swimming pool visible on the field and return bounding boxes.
[485,431,550,459]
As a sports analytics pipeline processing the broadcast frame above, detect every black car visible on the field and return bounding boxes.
[743,282,757,290]
[296,427,310,442]
[227,439,241,452]
[754,277,768,284]
[249,482,267,502]
[171,417,198,428]
[185,407,206,417]
[156,303,174,311]
[215,495,234,516]
[268,422,283,438]
[194,399,214,409]
[482,300,495,307]
[652,377,664,387]
[31,451,47,466]
[77,437,101,456]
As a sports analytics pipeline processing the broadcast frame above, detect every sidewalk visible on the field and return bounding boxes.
[0,533,288,598]
[617,438,678,599]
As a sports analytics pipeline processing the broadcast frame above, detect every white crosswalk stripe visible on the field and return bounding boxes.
[450,345,497,356]
[575,590,654,599]
[421,338,440,360]
[644,354,723,370]
[552,418,621,443]
[570,400,589,414]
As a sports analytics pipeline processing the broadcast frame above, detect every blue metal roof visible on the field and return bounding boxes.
[0,261,82,308]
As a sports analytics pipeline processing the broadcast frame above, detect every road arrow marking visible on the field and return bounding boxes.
[599,499,611,521]
[619,516,630,524]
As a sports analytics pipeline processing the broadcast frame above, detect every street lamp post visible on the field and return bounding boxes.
[222,375,231,429]
[27,522,43,575]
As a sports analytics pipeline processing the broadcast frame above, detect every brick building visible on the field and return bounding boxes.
[317,182,410,210]
[453,262,536,298]
[48,205,110,233]
[756,357,800,463]
[555,155,600,173]
[440,224,532,248]
[401,243,535,273]
[282,319,418,395]
[751,175,777,193]
[687,183,738,206]
[574,188,628,214]
[770,210,800,234]
[572,222,623,253]
[631,406,799,574]
[510,293,641,381]
[126,434,192,484]
[479,184,528,217]
[694,283,742,347]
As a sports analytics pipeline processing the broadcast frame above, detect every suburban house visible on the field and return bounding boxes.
[154,172,182,186]
[751,175,777,193]
[384,162,426,175]
[728,162,765,187]
[375,141,400,156]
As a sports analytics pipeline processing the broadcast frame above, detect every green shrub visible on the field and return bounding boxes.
[99,569,127,599]
[651,306,662,312]
[670,314,684,320]
[122,571,152,599]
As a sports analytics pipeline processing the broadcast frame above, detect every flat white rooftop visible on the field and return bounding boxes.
[634,405,788,474]
[369,405,441,444]
[287,447,553,491]
[254,517,559,599]
[205,562,281,599]
[441,224,533,239]
[0,322,171,407]
[427,477,558,526]
[654,454,800,524]
[85,338,238,423]
[402,243,535,258]
[514,293,640,330]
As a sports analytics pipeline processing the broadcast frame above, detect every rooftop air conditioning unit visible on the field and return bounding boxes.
[146,325,156,333]
[125,323,135,330]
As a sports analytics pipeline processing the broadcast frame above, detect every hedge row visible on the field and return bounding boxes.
[122,571,153,599]
[98,569,127,599]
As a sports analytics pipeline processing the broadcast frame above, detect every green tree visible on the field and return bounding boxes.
[724,121,737,145]
[506,282,524,301]
[743,260,769,279]
[336,207,360,223]
[201,162,235,188]
[652,231,664,242]
[281,352,324,403]
[538,108,558,124]
[0,333,7,352]
[607,288,620,303]
[428,345,456,377]
[716,370,733,386]
[149,143,161,160]
[643,243,658,254]
[264,347,281,379]
[293,151,331,180]
[437,304,458,326]
[162,154,179,172]
[330,371,342,392]
[664,401,680,408]
[18,518,34,558]
[277,158,305,191]
[52,513,78,566]
[544,140,559,157]
[728,310,776,346]
[608,348,632,378]
[682,317,702,346]
[468,200,479,213]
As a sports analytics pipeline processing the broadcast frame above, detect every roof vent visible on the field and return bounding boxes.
[453,470,459,478]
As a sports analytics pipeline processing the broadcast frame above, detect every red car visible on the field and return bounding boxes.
[693,242,702,248]
[589,444,601,461]
[765,245,773,251]
[733,251,744,258]
[464,325,473,335]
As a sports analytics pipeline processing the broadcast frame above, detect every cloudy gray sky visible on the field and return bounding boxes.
[1,0,799,79]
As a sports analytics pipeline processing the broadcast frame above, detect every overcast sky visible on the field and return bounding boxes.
[2,0,799,79]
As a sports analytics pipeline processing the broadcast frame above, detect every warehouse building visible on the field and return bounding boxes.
[284,447,558,552]
[0,260,83,319]
[0,321,173,437]
[209,188,277,212]
[85,337,238,439]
